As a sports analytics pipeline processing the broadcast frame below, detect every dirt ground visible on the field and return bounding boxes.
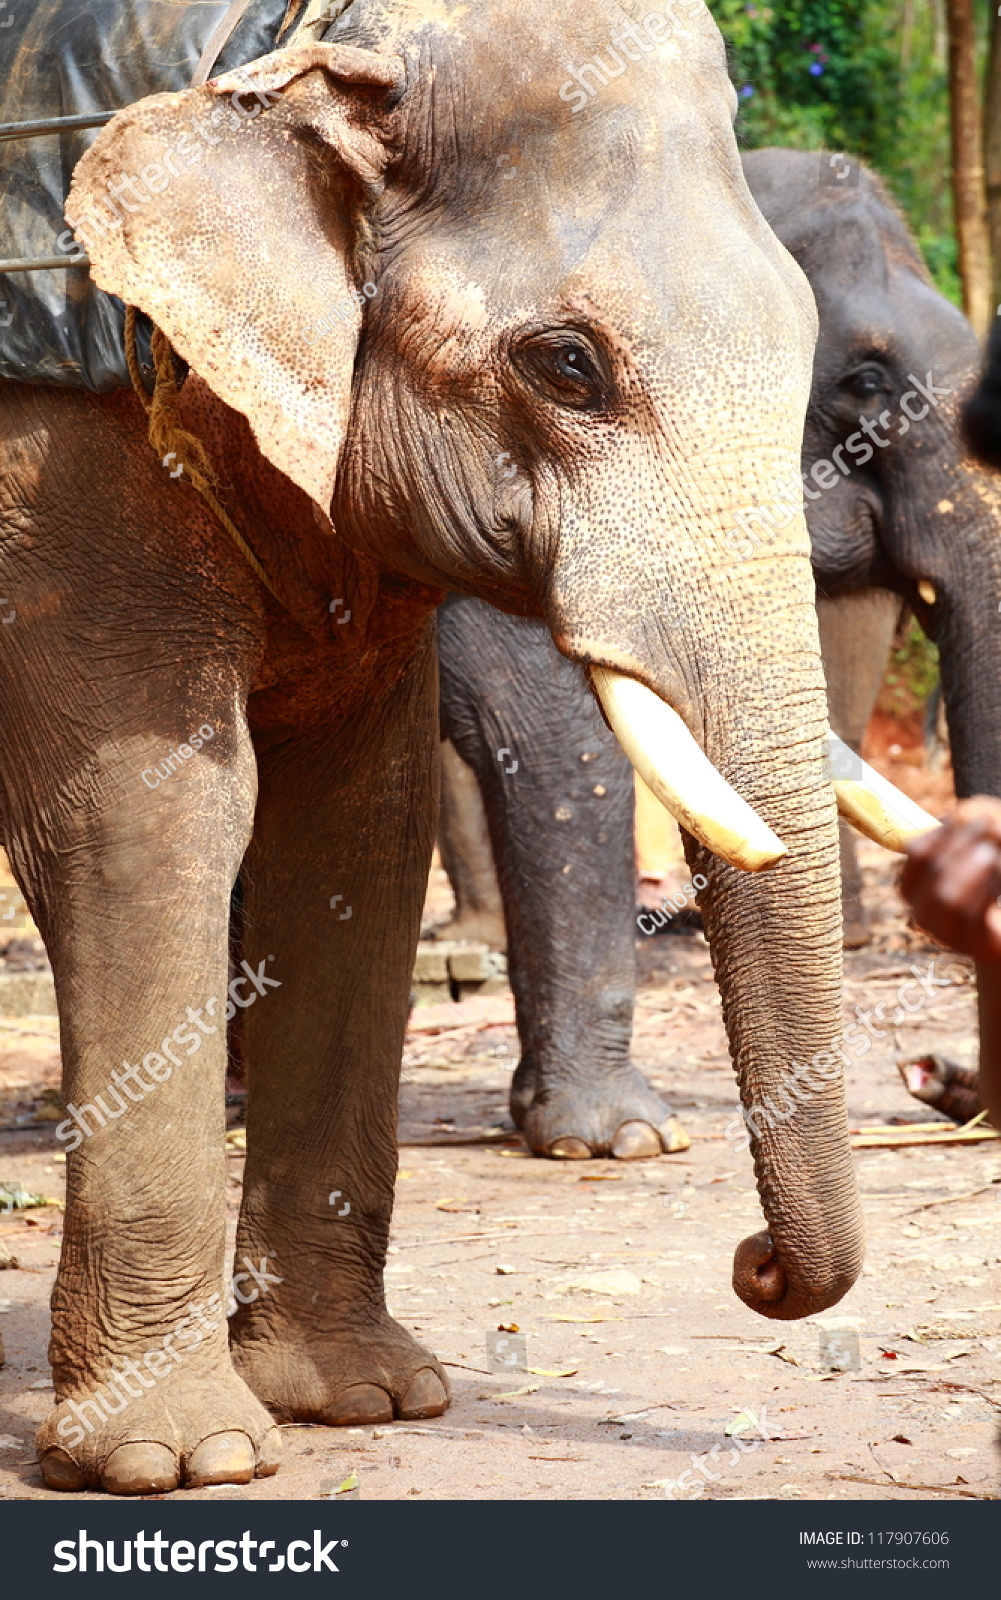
[0,732,998,1503]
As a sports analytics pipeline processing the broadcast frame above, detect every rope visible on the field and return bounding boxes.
[124,306,285,605]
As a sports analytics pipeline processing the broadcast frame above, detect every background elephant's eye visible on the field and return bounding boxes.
[843,364,889,400]
[514,332,610,411]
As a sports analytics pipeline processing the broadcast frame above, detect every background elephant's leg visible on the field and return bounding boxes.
[434,738,506,948]
[438,595,684,1160]
[817,588,903,946]
[230,628,449,1426]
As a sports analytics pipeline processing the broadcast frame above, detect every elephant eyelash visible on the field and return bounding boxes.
[840,362,891,400]
[511,330,613,413]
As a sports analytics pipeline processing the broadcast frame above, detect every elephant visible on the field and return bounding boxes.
[435,146,994,1159]
[0,0,915,1497]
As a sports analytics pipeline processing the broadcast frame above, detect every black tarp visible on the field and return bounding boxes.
[0,0,289,390]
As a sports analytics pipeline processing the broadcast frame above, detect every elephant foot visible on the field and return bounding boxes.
[37,1362,280,1495]
[510,1059,690,1159]
[427,910,506,951]
[232,1312,450,1427]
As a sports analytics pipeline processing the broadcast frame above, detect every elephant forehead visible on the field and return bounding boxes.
[341,0,733,178]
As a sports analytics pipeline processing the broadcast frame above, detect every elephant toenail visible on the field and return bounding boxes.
[320,1384,393,1427]
[610,1120,663,1160]
[101,1442,179,1496]
[399,1368,449,1420]
[40,1448,89,1492]
[186,1431,256,1488]
[547,1136,592,1159]
[658,1115,691,1154]
[255,1426,282,1478]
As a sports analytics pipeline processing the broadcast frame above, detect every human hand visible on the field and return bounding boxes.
[900,797,1001,965]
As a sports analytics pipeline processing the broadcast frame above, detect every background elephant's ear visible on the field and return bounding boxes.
[66,42,405,511]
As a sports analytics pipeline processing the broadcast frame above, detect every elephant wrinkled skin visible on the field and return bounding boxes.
[0,3,859,1494]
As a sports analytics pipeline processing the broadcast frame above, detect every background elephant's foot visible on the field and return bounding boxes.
[841,899,871,949]
[37,1362,279,1495]
[427,908,507,951]
[232,1311,450,1427]
[510,1058,689,1159]
[897,1053,981,1125]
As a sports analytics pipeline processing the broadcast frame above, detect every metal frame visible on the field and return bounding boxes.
[0,111,115,272]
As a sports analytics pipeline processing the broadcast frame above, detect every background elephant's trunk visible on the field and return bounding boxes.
[925,511,1001,802]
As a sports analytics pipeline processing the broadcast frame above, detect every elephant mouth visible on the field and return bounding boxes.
[587,667,939,873]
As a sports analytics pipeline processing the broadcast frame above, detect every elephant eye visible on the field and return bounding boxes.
[843,363,889,400]
[514,331,610,411]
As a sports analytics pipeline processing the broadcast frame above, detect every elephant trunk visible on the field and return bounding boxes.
[694,706,865,1319]
[552,493,865,1317]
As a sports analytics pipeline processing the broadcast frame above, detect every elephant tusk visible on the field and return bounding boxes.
[589,667,787,873]
[826,732,940,852]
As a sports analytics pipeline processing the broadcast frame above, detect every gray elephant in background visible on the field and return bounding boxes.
[436,147,995,1159]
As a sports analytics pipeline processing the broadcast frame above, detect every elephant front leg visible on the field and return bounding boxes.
[17,735,278,1494]
[230,633,449,1426]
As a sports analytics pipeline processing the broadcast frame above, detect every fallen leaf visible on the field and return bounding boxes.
[850,1123,997,1149]
[725,1408,768,1439]
[577,1174,623,1183]
[556,1269,642,1297]
[0,1184,58,1211]
[892,1435,913,1445]
[527,1367,578,1378]
[542,1314,622,1324]
[27,1380,52,1390]
[497,1322,519,1334]
[602,1405,674,1425]
[480,1384,540,1401]
[829,1475,995,1500]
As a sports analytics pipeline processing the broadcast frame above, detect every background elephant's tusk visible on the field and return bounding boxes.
[589,667,787,873]
[826,732,940,852]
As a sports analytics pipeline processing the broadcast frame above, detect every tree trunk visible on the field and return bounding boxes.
[946,0,992,336]
[985,0,1001,314]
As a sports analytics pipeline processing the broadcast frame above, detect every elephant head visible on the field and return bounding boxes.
[743,149,1001,806]
[66,1,907,1317]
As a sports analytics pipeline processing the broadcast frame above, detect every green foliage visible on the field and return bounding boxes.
[707,1,964,301]
[877,615,940,722]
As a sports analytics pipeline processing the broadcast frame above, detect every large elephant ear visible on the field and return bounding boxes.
[66,42,404,511]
